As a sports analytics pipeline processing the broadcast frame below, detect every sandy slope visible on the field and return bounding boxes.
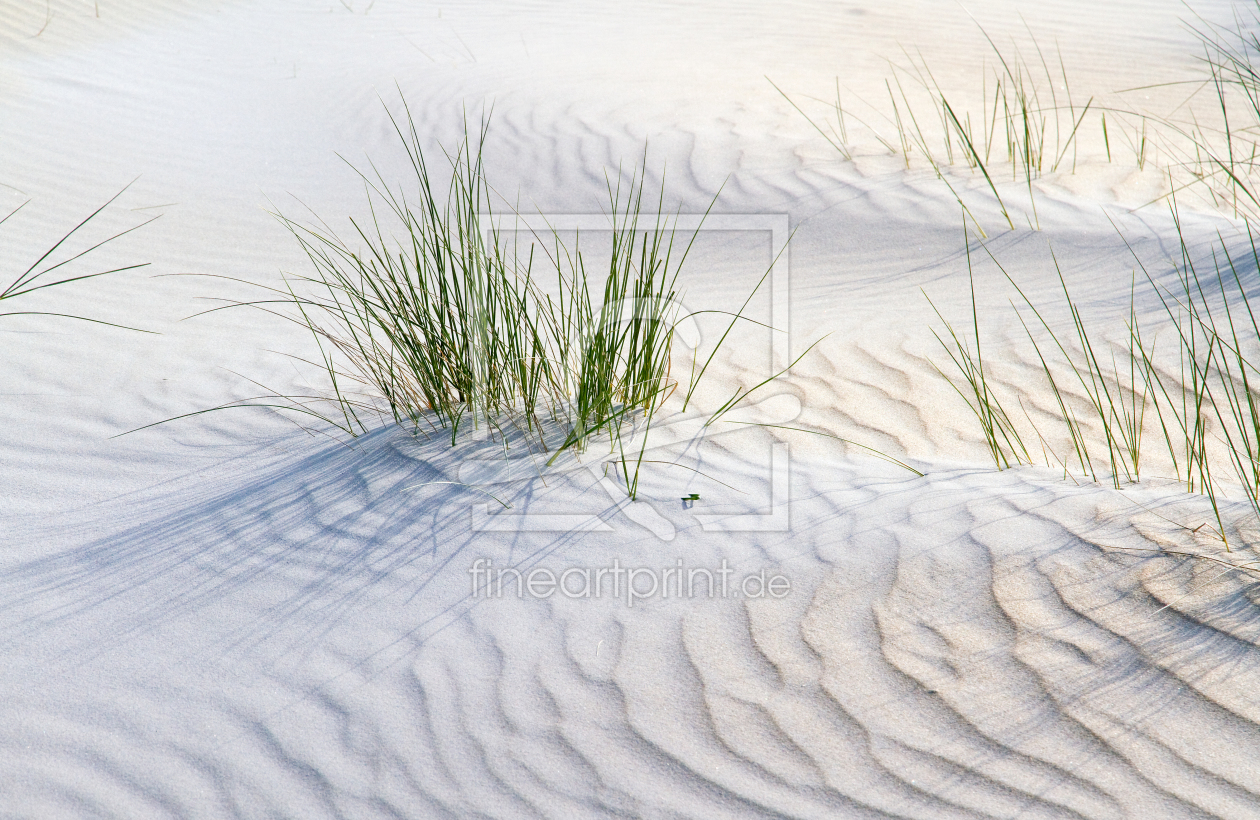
[4,0,1260,817]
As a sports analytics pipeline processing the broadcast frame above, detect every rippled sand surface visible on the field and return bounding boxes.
[4,1,1260,817]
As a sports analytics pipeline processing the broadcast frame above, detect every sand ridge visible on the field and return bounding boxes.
[5,0,1260,817]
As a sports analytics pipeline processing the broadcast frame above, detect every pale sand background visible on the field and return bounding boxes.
[4,0,1260,817]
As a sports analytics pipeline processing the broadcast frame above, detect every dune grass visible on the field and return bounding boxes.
[275,107,708,467]
[166,101,837,501]
[771,16,1260,236]
[1,184,153,331]
[128,100,889,498]
[1158,8,1260,220]
[907,7,1260,543]
[121,90,922,488]
[932,210,1260,547]
[769,5,1260,242]
[773,29,1111,233]
[1135,3,1260,226]
[925,234,1030,469]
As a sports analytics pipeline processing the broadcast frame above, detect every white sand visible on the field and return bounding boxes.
[4,0,1260,817]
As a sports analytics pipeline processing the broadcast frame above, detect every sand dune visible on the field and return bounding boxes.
[5,0,1260,817]
[7,436,1260,816]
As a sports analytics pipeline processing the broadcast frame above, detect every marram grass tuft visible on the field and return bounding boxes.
[277,104,710,467]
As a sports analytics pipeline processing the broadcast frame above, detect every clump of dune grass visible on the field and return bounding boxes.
[198,100,820,501]
[932,208,1260,548]
[276,107,703,466]
[924,232,1030,468]
[147,104,907,494]
[773,27,1108,233]
[1,184,153,331]
[774,10,1260,231]
[1050,5,1260,223]
[1136,4,1260,226]
[1160,7,1260,220]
